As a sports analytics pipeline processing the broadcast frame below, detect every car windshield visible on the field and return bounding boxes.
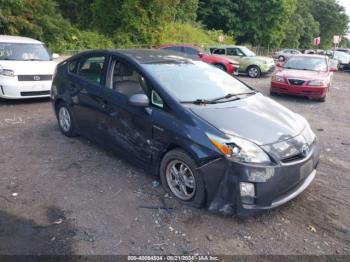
[0,43,51,61]
[144,61,252,102]
[283,56,327,72]
[241,47,256,57]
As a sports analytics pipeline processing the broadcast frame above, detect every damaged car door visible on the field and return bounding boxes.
[101,57,154,162]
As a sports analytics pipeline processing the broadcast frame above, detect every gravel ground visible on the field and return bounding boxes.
[0,71,349,255]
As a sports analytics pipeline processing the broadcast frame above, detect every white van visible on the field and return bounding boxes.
[0,35,58,99]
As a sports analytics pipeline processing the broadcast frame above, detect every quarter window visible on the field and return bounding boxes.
[151,90,164,108]
[78,56,105,84]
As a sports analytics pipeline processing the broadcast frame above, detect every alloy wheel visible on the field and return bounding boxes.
[58,106,71,132]
[165,160,196,201]
[248,67,260,78]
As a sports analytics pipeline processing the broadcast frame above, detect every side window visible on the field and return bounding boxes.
[163,46,184,53]
[184,47,199,56]
[111,60,149,97]
[151,90,164,109]
[78,56,105,84]
[227,48,244,56]
[68,59,78,74]
[211,48,226,55]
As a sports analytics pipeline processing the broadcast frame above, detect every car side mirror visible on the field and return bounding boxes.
[276,62,284,67]
[52,53,60,59]
[129,94,149,107]
[198,52,204,58]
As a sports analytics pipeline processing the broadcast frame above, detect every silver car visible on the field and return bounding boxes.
[273,49,301,61]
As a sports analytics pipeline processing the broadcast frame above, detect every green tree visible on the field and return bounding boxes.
[198,0,297,47]
[309,0,349,48]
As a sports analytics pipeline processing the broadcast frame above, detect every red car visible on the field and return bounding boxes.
[271,55,336,102]
[158,44,240,75]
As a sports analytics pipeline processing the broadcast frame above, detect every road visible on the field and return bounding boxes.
[0,72,349,255]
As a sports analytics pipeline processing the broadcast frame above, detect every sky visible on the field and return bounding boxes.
[337,0,350,36]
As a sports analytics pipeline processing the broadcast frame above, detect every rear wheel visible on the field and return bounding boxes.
[247,66,261,78]
[56,103,77,137]
[278,56,285,62]
[160,149,205,208]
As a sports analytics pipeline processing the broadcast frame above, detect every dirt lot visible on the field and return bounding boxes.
[0,71,349,256]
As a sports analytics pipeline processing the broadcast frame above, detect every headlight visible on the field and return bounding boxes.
[272,75,285,83]
[301,122,316,144]
[206,133,271,164]
[0,66,15,77]
[308,80,326,86]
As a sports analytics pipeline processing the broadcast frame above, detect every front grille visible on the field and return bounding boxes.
[281,153,304,163]
[288,79,305,86]
[21,91,50,96]
[18,75,53,81]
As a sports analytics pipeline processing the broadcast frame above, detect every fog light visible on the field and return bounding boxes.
[240,182,255,204]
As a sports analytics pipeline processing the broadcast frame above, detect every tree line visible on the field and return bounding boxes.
[0,0,348,52]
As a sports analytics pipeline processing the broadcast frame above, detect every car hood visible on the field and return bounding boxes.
[246,56,274,64]
[0,60,57,75]
[276,68,329,80]
[189,93,305,146]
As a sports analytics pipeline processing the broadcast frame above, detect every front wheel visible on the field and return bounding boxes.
[247,66,261,78]
[160,149,205,208]
[214,63,227,72]
[56,103,77,137]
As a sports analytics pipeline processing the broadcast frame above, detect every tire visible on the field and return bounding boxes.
[270,90,277,96]
[247,65,261,78]
[214,63,227,72]
[56,102,77,137]
[278,56,285,62]
[160,149,205,208]
[318,96,326,102]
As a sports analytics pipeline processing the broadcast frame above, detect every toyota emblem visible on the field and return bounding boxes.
[33,76,41,81]
[301,144,310,157]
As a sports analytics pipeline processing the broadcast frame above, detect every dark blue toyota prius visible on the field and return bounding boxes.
[51,49,320,215]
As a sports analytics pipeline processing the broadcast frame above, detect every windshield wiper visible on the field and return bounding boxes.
[181,99,212,105]
[181,92,256,105]
[210,91,256,103]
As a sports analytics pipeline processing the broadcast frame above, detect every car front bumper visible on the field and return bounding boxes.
[0,77,51,99]
[271,81,327,99]
[261,63,276,74]
[197,139,320,216]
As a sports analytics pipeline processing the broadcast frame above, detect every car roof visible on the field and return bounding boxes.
[71,49,199,64]
[0,35,43,44]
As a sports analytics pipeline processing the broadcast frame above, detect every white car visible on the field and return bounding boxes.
[0,35,58,99]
